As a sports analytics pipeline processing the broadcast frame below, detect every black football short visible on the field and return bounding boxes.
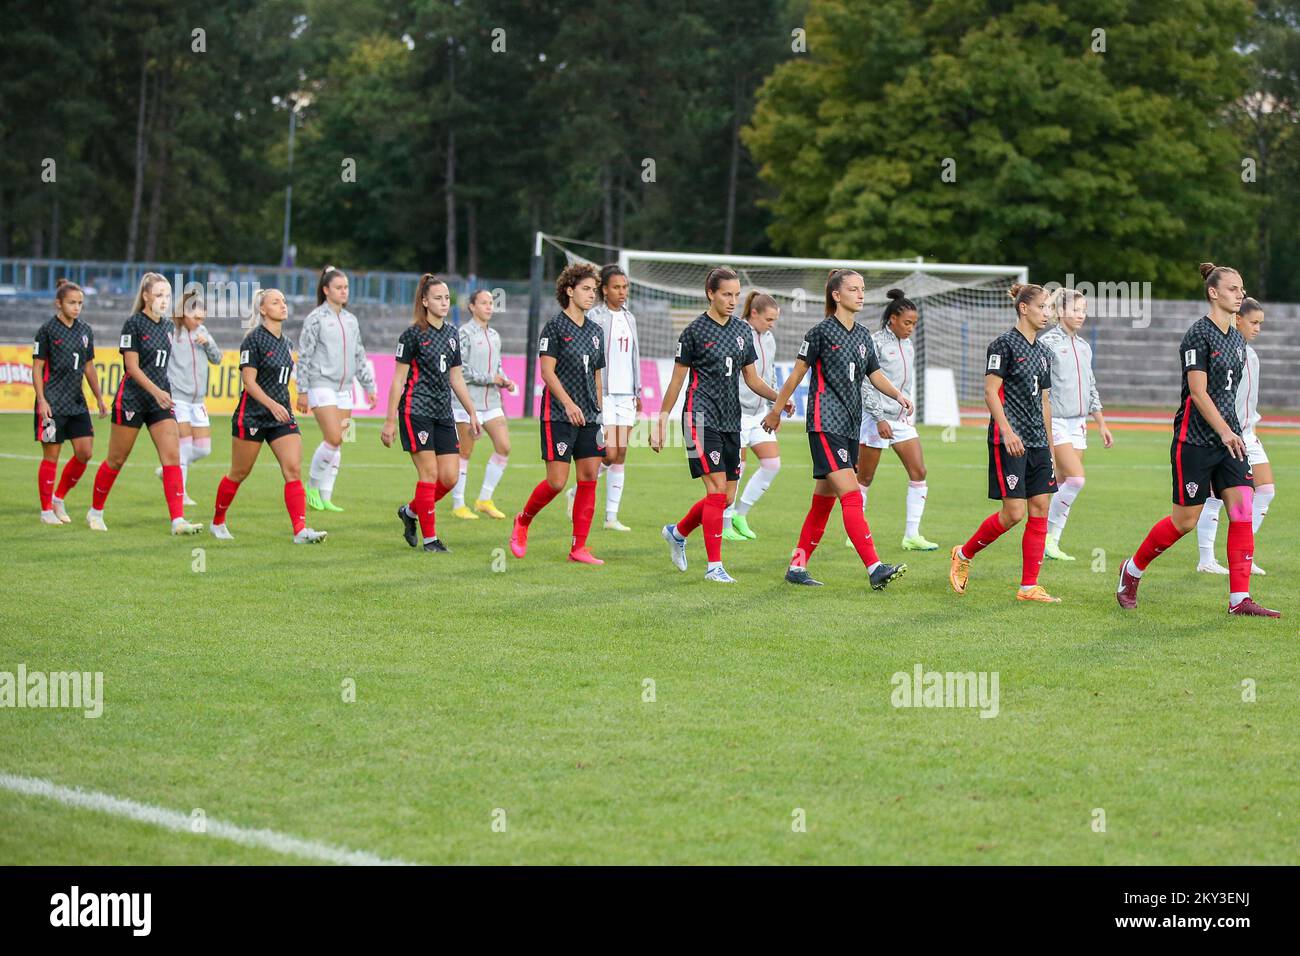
[685,425,740,481]
[401,416,459,455]
[1171,439,1253,506]
[809,430,859,479]
[541,419,604,462]
[231,418,299,443]
[34,410,94,443]
[112,388,175,429]
[988,443,1057,500]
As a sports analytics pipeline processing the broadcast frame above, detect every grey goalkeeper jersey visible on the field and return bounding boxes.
[1236,342,1260,434]
[455,321,505,413]
[167,324,223,404]
[296,304,376,393]
[1038,326,1102,419]
[738,324,777,419]
[860,325,915,423]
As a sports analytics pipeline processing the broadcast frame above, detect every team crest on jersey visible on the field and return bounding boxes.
[859,343,867,358]
[709,449,721,465]
[592,334,600,348]
[557,441,568,455]
[1006,474,1018,490]
[837,448,848,463]
[1185,481,1199,497]
[418,430,429,444]
[250,427,259,435]
[736,335,744,349]
[125,410,135,421]
[82,335,89,348]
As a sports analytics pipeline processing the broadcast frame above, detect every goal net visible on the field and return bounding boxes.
[541,235,1026,423]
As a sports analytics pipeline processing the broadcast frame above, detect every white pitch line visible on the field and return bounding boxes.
[0,772,414,866]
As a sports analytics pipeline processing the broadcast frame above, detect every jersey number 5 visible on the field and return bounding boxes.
[1225,368,1233,391]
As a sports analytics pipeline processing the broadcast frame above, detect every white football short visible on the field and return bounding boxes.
[740,414,777,449]
[453,405,505,425]
[307,386,354,411]
[859,417,919,449]
[601,394,638,428]
[1051,415,1088,450]
[1244,431,1269,467]
[173,400,210,428]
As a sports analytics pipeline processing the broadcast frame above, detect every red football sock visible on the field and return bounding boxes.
[840,490,880,568]
[1226,518,1254,596]
[38,460,56,510]
[284,479,307,534]
[1021,515,1048,586]
[213,476,241,525]
[962,512,1009,558]
[571,479,597,550]
[161,464,185,520]
[411,480,438,539]
[91,462,120,510]
[703,492,727,562]
[520,480,560,526]
[56,457,87,499]
[677,497,707,537]
[433,480,451,501]
[1133,515,1185,571]
[791,493,836,567]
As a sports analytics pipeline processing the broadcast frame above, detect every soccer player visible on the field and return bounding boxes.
[509,263,607,565]
[1117,264,1278,617]
[948,283,1060,603]
[210,289,326,543]
[855,288,937,552]
[295,265,378,512]
[653,268,787,583]
[450,288,515,521]
[382,274,481,553]
[1194,297,1274,576]
[32,279,106,524]
[724,291,781,541]
[762,270,910,589]
[1038,288,1114,561]
[88,272,203,535]
[585,264,642,532]
[158,287,223,506]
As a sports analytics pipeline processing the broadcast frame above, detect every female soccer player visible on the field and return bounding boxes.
[1194,297,1274,576]
[382,274,481,553]
[723,291,781,541]
[1038,288,1114,561]
[210,289,326,543]
[87,272,202,535]
[450,288,515,521]
[948,283,1060,603]
[762,270,910,589]
[585,264,642,532]
[295,265,377,512]
[33,279,106,524]
[1117,264,1278,616]
[653,267,787,584]
[854,288,937,552]
[509,263,607,565]
[159,288,223,505]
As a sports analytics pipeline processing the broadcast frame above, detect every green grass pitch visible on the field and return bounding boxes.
[1,413,1296,864]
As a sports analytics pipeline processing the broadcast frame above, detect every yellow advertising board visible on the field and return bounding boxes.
[0,346,297,414]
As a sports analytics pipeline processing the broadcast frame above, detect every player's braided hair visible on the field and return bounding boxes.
[881,287,917,329]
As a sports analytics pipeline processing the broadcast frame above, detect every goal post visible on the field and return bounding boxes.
[530,233,1027,425]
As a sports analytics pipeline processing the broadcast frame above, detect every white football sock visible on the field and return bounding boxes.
[452,458,469,508]
[319,444,341,500]
[479,453,508,500]
[905,480,928,538]
[605,463,626,520]
[736,457,780,516]
[1047,476,1085,537]
[309,440,336,491]
[1253,483,1274,534]
[1197,496,1222,565]
[858,483,870,515]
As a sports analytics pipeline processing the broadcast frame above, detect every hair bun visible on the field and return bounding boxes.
[55,277,69,289]
[1008,283,1025,299]
[1199,262,1216,280]
[886,288,905,300]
